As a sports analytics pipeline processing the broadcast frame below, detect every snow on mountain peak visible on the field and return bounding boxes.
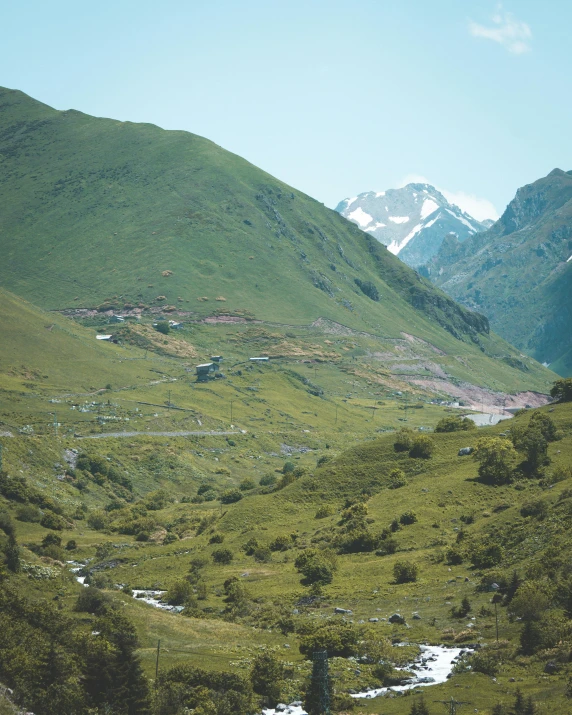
[335,182,488,268]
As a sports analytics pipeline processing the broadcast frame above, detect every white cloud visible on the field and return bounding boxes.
[396,174,499,222]
[469,5,532,55]
[441,190,499,223]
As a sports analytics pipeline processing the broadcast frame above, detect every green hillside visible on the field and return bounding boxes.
[427,169,572,376]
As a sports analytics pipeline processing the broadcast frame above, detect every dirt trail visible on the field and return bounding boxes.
[76,430,239,439]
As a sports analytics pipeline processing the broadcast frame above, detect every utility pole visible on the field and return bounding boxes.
[335,403,338,425]
[155,639,161,684]
[230,400,233,426]
[53,413,58,437]
[434,697,471,715]
[168,390,171,411]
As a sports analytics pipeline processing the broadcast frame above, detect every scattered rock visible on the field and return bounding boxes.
[388,613,406,625]
[334,607,352,614]
[458,447,473,456]
[544,661,559,674]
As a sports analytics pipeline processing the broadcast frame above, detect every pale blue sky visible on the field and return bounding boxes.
[1,0,570,219]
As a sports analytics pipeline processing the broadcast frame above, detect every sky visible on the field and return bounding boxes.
[1,0,571,221]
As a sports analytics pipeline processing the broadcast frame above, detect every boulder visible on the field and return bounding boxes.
[388,613,406,625]
[334,607,352,614]
[458,447,474,456]
[544,661,559,674]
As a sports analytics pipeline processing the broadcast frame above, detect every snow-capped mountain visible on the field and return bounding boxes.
[335,183,488,268]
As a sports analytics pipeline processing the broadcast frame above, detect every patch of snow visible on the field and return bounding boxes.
[542,361,551,367]
[263,706,306,715]
[344,196,358,210]
[420,198,439,220]
[348,207,374,228]
[351,644,474,700]
[365,221,387,232]
[389,223,422,254]
[567,254,572,262]
[445,208,479,232]
[376,191,386,198]
[388,216,410,224]
[422,216,440,229]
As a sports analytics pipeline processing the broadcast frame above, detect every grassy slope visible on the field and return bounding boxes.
[430,169,572,375]
[4,401,572,714]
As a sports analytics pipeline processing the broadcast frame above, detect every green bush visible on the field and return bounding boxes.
[299,622,359,657]
[409,435,434,459]
[435,416,476,432]
[87,511,109,531]
[294,549,337,585]
[239,477,256,491]
[473,437,517,485]
[399,510,417,525]
[388,468,407,489]
[220,489,242,504]
[393,560,418,583]
[209,533,224,544]
[315,504,334,519]
[40,511,68,531]
[212,548,234,564]
[155,321,170,335]
[15,504,42,523]
[269,534,292,552]
[259,473,277,487]
[550,378,572,402]
[394,428,413,452]
[165,579,195,606]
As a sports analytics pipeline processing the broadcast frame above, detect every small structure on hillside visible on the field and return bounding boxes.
[196,362,220,382]
[211,355,223,363]
[169,320,183,329]
[110,315,125,324]
[249,357,269,363]
[96,334,113,341]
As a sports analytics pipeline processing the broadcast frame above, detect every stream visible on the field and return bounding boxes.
[68,564,470,710]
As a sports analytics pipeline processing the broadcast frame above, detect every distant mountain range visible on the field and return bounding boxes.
[336,183,489,267]
[427,169,572,376]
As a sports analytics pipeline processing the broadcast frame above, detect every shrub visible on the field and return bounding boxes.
[212,548,234,565]
[243,537,260,555]
[65,539,77,551]
[75,586,111,614]
[299,622,359,658]
[446,546,464,565]
[388,468,407,489]
[282,461,295,474]
[155,321,170,335]
[409,436,434,459]
[469,542,503,569]
[250,652,284,706]
[294,549,337,585]
[393,560,418,583]
[209,533,224,544]
[315,504,334,519]
[399,510,417,525]
[253,546,272,563]
[520,500,548,519]
[239,477,256,491]
[165,579,195,606]
[550,378,572,402]
[220,489,242,504]
[375,537,398,556]
[15,504,42,522]
[87,511,109,531]
[197,483,215,496]
[436,415,477,432]
[394,428,413,452]
[259,473,277,487]
[269,534,292,552]
[40,511,68,531]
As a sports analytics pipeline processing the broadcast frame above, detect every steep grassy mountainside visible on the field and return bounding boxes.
[0,88,510,343]
[428,169,572,375]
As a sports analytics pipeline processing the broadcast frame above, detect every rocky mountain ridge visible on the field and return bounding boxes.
[336,183,487,267]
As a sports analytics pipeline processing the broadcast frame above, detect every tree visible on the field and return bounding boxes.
[250,652,284,706]
[212,548,233,565]
[220,488,242,504]
[393,560,418,584]
[295,549,337,585]
[511,426,549,474]
[473,437,517,485]
[435,416,476,432]
[394,428,414,452]
[409,696,430,715]
[409,435,434,459]
[550,378,572,402]
[155,321,170,335]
